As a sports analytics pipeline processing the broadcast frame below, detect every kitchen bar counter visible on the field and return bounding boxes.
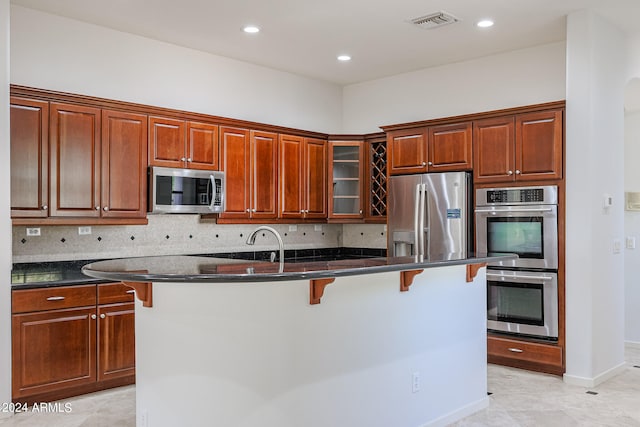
[81,253,514,284]
[79,252,514,427]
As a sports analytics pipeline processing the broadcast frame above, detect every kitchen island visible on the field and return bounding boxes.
[82,253,514,427]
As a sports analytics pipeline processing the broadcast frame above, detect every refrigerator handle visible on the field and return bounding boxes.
[418,183,427,257]
[423,185,430,257]
[414,183,421,256]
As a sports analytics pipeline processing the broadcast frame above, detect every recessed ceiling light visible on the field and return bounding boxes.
[476,19,494,28]
[243,25,260,34]
[337,55,351,62]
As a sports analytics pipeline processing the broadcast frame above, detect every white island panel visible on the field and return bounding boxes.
[135,265,487,427]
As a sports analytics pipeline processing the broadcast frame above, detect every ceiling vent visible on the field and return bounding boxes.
[409,11,460,30]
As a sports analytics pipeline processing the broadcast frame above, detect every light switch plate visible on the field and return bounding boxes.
[613,239,622,254]
[78,226,92,235]
[627,236,636,249]
[288,225,297,232]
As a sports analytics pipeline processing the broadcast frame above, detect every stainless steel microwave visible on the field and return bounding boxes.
[148,167,225,214]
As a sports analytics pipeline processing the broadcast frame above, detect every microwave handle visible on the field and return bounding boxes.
[209,175,217,211]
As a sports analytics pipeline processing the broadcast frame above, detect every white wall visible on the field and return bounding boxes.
[342,42,566,133]
[10,6,343,134]
[564,10,627,386]
[0,0,12,415]
[624,108,640,344]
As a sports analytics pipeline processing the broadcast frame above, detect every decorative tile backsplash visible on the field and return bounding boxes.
[12,216,386,263]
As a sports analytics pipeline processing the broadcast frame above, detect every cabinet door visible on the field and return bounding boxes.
[101,110,148,218]
[516,109,563,181]
[250,131,278,219]
[219,127,251,219]
[473,116,515,184]
[50,103,101,217]
[148,116,186,168]
[329,141,363,219]
[10,97,49,218]
[12,307,97,398]
[428,122,472,171]
[97,303,135,382]
[187,121,219,170]
[278,134,304,219]
[387,128,427,175]
[304,138,328,219]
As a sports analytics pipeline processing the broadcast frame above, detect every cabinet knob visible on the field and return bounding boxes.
[252,208,257,213]
[181,157,187,162]
[187,158,192,162]
[422,162,427,166]
[359,210,363,214]
[507,170,513,175]
[41,205,48,210]
[103,206,109,211]
[100,314,106,319]
[91,314,97,320]
[515,170,521,175]
[428,161,433,166]
[246,208,251,212]
[95,206,100,210]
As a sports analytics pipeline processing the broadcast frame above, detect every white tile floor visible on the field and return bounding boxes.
[1,346,638,427]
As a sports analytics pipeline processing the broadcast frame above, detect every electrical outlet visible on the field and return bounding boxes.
[26,227,41,237]
[78,226,92,235]
[412,372,420,393]
[288,225,298,232]
[314,224,323,232]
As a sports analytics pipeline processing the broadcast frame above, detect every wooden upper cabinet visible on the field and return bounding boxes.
[219,126,251,219]
[388,122,472,176]
[278,134,304,218]
[149,117,219,170]
[101,110,148,218]
[474,109,563,184]
[516,109,563,181]
[187,121,219,170]
[148,116,185,168]
[428,122,472,171]
[387,128,427,175]
[304,138,328,219]
[328,141,364,220]
[250,131,278,219]
[278,135,327,219]
[49,102,102,217]
[473,116,515,184]
[10,97,49,218]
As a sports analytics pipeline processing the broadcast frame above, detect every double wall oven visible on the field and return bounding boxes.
[475,185,559,340]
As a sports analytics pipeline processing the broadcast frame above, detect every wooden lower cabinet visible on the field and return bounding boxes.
[11,283,136,403]
[487,335,564,376]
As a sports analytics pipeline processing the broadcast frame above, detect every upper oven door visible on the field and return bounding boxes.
[475,204,558,269]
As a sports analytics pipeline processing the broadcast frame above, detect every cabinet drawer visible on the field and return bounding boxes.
[12,285,97,314]
[98,283,135,305]
[488,336,562,366]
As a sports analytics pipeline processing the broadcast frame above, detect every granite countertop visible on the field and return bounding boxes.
[10,248,386,289]
[81,253,517,284]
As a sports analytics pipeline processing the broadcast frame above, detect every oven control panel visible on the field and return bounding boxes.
[477,185,558,206]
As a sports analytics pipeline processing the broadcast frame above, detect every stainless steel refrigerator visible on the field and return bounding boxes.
[387,171,472,258]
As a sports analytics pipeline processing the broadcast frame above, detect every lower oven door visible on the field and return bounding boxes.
[486,270,558,340]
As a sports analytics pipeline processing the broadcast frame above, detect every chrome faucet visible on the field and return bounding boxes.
[246,226,285,264]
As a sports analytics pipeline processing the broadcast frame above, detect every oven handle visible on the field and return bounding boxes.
[474,207,555,213]
[486,273,554,281]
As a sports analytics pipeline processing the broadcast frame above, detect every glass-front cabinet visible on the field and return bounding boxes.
[328,141,364,220]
